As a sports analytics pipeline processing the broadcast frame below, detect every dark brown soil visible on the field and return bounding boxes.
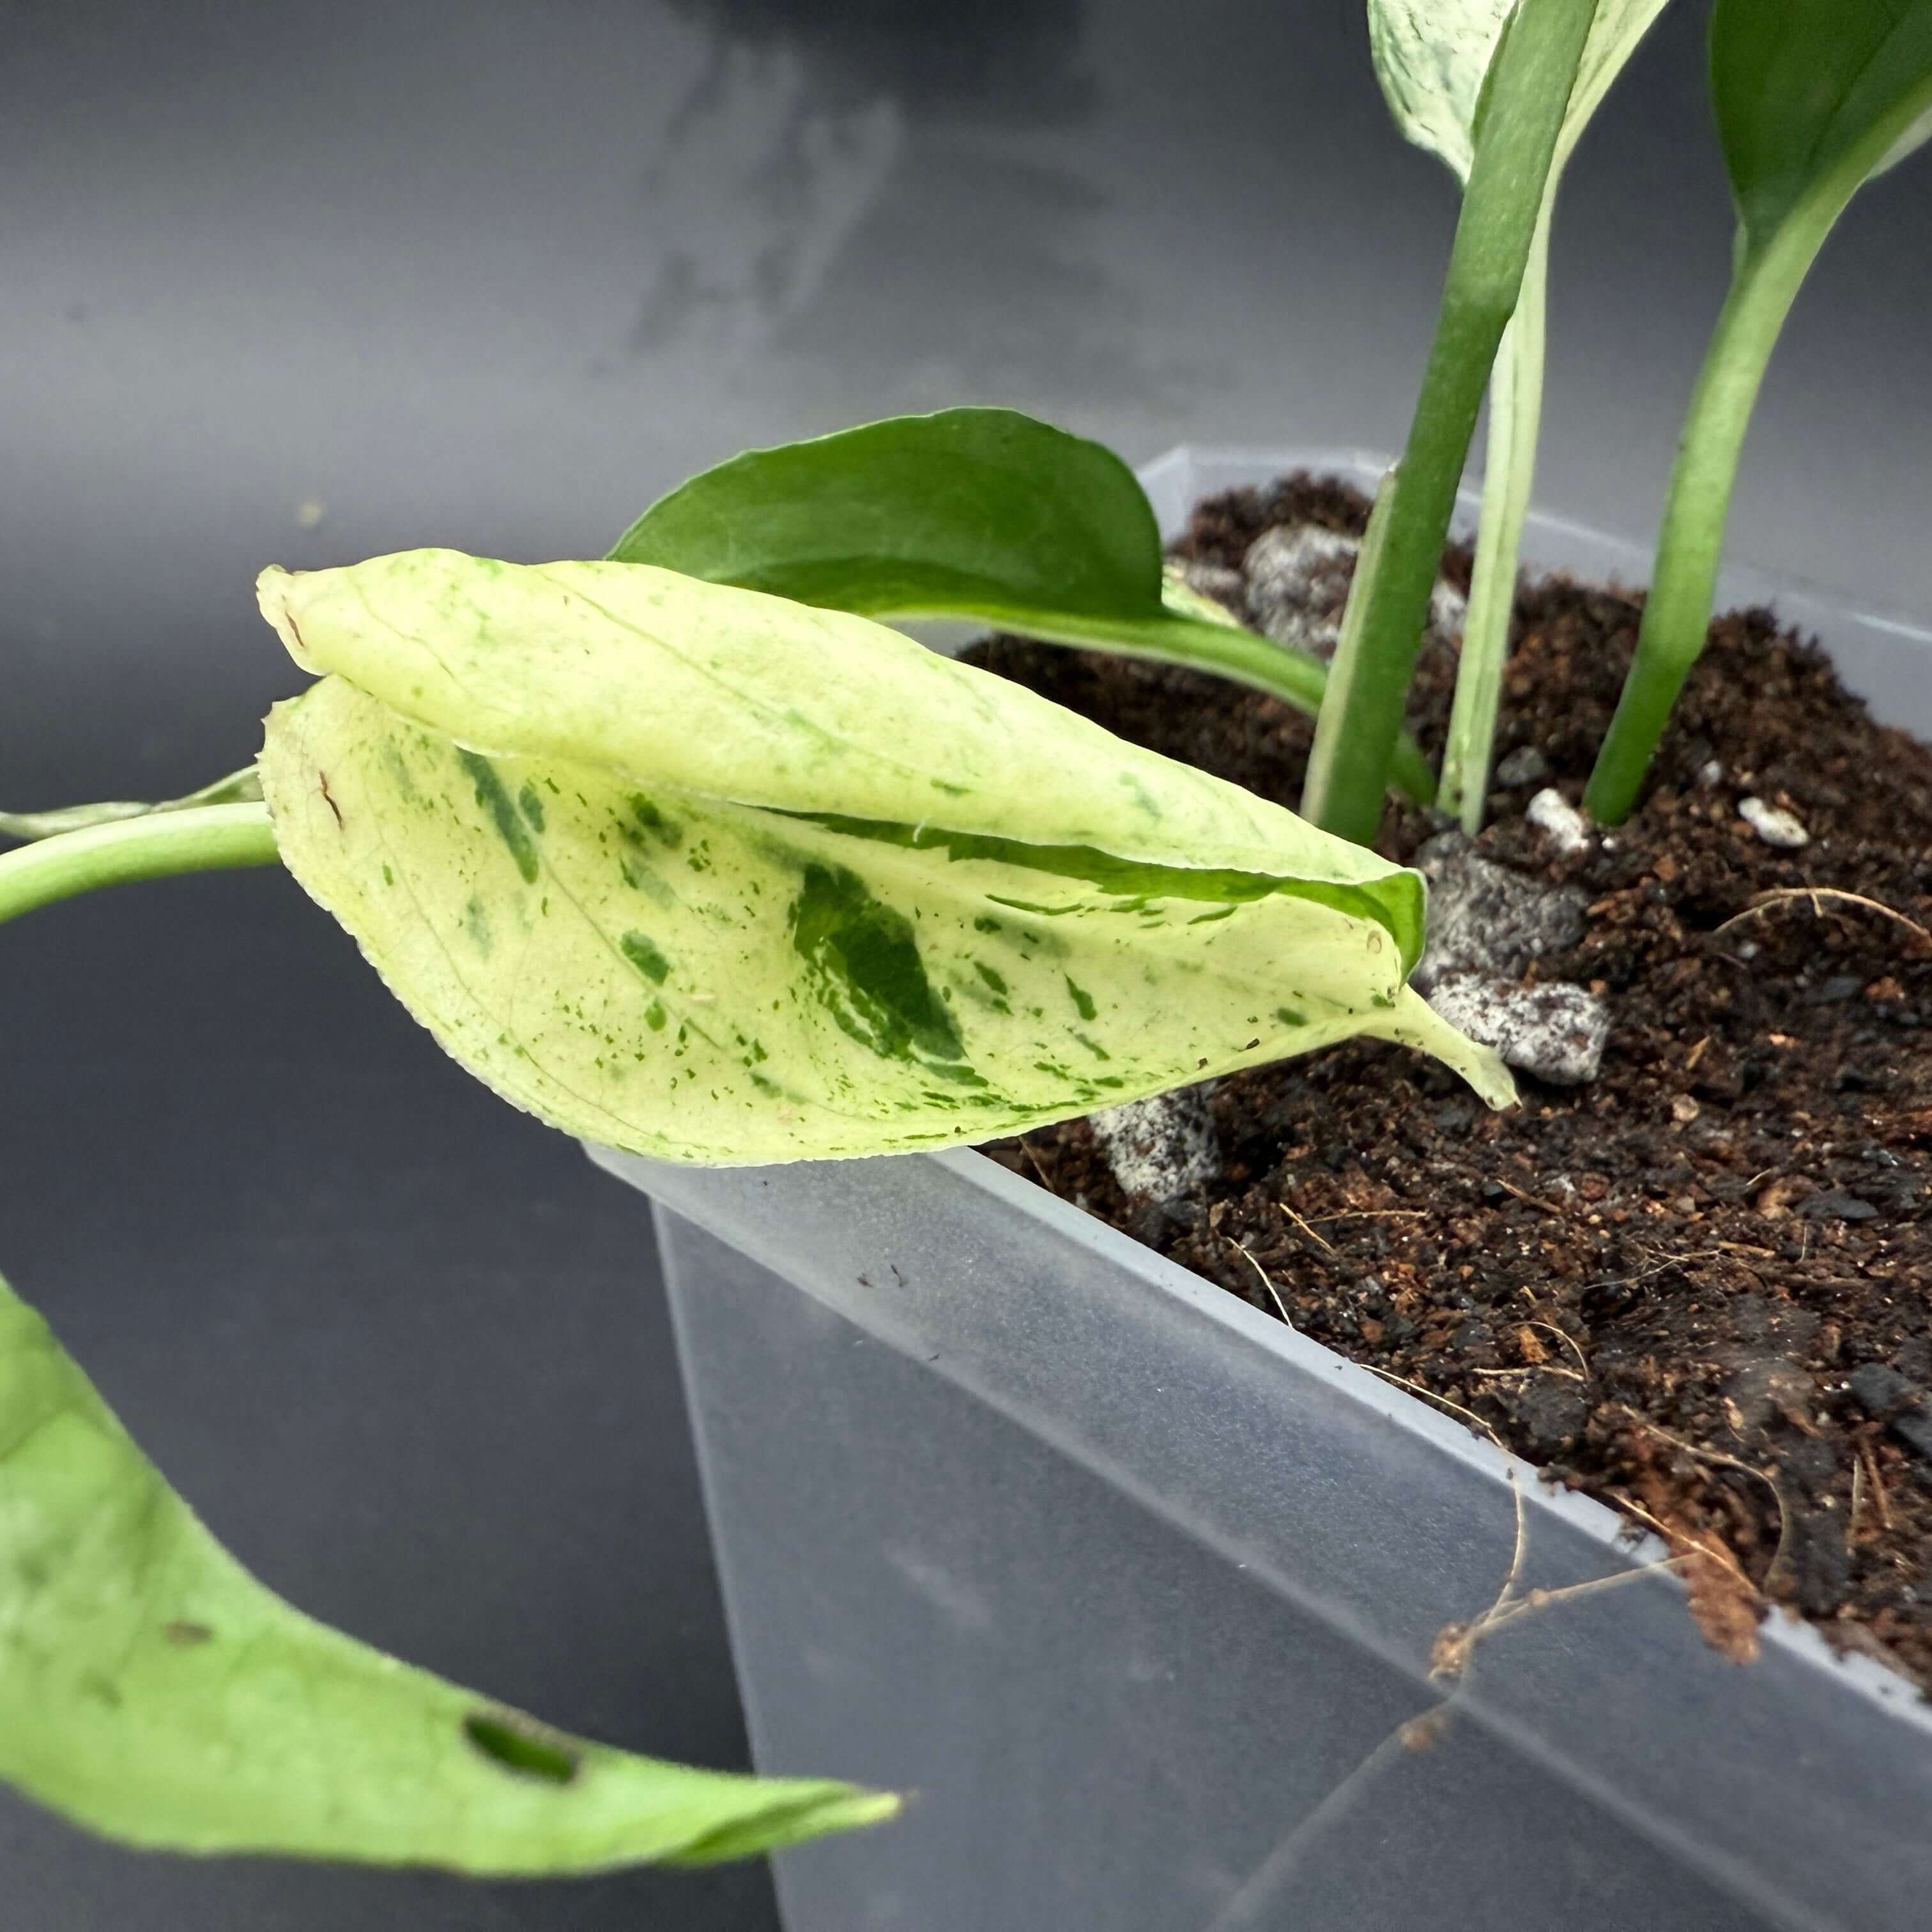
[968,473,1932,1685]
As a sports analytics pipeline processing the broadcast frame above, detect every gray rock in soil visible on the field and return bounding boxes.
[1894,1336,1932,1383]
[1429,578,1468,642]
[1847,1362,1917,1420]
[1413,836,1589,990]
[1492,744,1549,788]
[1514,1382,1591,1455]
[1846,1363,1932,1460]
[1423,973,1610,1085]
[1088,1085,1218,1202]
[1240,523,1463,661]
[1740,795,1811,848]
[1241,524,1359,657]
[1795,1189,1880,1223]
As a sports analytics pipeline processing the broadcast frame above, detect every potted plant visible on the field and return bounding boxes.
[3,0,1930,1925]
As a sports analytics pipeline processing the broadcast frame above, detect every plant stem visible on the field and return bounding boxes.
[1303,0,1597,847]
[1437,211,1550,833]
[0,802,280,930]
[1581,223,1821,824]
[1583,48,1932,825]
[0,764,263,843]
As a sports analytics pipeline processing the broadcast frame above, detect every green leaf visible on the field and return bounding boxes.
[611,407,1170,627]
[1712,0,1932,265]
[0,1266,895,1868]
[609,408,1435,802]
[256,550,1512,1166]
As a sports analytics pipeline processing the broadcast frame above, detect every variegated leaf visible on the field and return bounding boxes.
[257,551,1511,1165]
[0,1266,894,1867]
[1370,0,1669,183]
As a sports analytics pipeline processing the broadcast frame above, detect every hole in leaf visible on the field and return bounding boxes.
[463,1711,581,1785]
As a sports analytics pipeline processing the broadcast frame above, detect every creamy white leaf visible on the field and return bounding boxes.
[257,553,1512,1164]
[1370,0,1669,183]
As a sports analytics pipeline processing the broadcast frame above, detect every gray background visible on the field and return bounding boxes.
[1,1,1925,1926]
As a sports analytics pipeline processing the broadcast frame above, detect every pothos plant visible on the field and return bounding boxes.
[0,460,1513,1867]
[0,0,1926,1885]
[1321,0,1932,841]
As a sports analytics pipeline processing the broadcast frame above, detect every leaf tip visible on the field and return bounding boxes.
[256,564,318,672]
[1370,987,1520,1111]
[664,1779,905,1867]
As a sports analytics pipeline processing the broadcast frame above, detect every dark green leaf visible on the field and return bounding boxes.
[612,408,1165,625]
[1713,0,1932,261]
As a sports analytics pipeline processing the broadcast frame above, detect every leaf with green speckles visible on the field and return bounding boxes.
[256,549,1512,1163]
[0,1264,895,1867]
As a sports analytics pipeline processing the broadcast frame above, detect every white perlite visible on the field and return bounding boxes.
[1425,974,1610,1086]
[1429,577,1468,640]
[1739,796,1810,849]
[1526,786,1591,856]
[1088,1087,1218,1200]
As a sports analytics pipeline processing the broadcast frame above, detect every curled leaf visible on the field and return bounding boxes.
[0,1268,894,1868]
[256,550,1511,1165]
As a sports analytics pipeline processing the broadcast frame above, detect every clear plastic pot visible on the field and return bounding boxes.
[590,451,1932,1932]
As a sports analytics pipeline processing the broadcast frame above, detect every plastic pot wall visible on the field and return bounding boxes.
[589,451,1932,1932]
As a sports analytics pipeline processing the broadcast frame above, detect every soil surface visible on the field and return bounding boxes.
[969,472,1932,1685]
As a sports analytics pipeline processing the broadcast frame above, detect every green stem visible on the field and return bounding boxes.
[1584,69,1932,825]
[0,764,262,843]
[1303,0,1597,847]
[1438,211,1550,834]
[0,802,280,930]
[1581,227,1823,822]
